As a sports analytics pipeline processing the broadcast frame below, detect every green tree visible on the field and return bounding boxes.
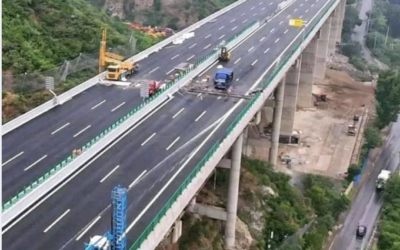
[375,70,400,128]
[364,127,383,148]
[346,164,361,182]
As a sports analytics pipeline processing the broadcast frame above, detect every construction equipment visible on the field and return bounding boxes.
[218,46,231,61]
[84,186,127,250]
[149,80,165,96]
[99,29,139,81]
[316,94,327,102]
[347,124,357,136]
[213,68,234,90]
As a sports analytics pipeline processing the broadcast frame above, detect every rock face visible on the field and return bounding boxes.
[104,0,125,18]
[235,218,253,250]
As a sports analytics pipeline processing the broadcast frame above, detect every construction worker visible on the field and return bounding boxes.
[206,75,210,82]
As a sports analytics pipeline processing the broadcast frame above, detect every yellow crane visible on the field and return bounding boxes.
[99,29,139,81]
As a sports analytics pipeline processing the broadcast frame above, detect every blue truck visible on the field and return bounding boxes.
[213,68,234,90]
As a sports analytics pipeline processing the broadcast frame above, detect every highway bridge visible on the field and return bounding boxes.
[2,0,347,248]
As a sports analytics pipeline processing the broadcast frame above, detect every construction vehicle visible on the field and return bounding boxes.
[218,46,231,62]
[347,124,357,136]
[376,170,391,191]
[149,80,165,96]
[214,68,234,90]
[99,29,139,81]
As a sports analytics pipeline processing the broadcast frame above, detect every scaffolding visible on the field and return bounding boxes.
[111,185,127,250]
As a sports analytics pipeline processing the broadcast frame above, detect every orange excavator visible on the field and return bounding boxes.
[99,29,139,81]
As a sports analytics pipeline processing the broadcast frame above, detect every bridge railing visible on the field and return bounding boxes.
[128,0,339,248]
[2,20,260,225]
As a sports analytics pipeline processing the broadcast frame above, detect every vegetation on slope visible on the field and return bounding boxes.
[365,0,400,67]
[177,158,349,250]
[378,174,400,250]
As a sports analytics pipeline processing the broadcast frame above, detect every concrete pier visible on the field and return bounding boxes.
[315,18,332,80]
[269,79,285,166]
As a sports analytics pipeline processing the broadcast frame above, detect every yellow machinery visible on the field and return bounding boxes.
[99,29,138,81]
[218,46,231,62]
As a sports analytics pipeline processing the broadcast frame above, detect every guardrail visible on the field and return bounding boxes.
[129,0,342,248]
[1,0,250,136]
[2,20,261,227]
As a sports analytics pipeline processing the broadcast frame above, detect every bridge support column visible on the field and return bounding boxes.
[315,18,332,80]
[171,220,183,243]
[224,133,243,249]
[269,78,285,166]
[281,58,301,136]
[328,5,341,56]
[298,36,319,108]
[337,0,347,42]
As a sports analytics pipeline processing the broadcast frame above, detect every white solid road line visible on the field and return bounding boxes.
[231,26,238,31]
[51,122,70,135]
[148,66,160,74]
[91,100,106,110]
[24,155,48,171]
[73,125,91,138]
[166,68,175,75]
[264,48,270,53]
[111,102,126,112]
[242,19,248,23]
[128,170,147,188]
[284,29,289,34]
[234,58,241,64]
[205,34,211,39]
[2,98,174,235]
[248,46,254,52]
[187,55,195,61]
[204,44,211,50]
[172,108,185,119]
[260,36,266,42]
[3,151,24,166]
[189,43,197,49]
[275,38,280,43]
[171,54,180,60]
[141,133,156,146]
[251,59,258,66]
[218,26,225,30]
[195,111,207,122]
[218,34,225,39]
[270,28,275,33]
[230,18,236,22]
[44,209,70,233]
[100,165,120,183]
[166,137,181,151]
[76,216,101,241]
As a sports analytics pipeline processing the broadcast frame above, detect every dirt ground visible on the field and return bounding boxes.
[277,69,375,178]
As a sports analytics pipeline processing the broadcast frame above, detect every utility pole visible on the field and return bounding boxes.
[384,26,390,46]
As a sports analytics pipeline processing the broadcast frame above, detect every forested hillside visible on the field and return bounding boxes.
[365,0,400,67]
[2,0,155,74]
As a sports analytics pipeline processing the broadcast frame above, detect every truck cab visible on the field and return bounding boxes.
[214,68,234,90]
[376,170,391,191]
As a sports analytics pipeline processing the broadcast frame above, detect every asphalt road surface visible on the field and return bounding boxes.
[3,0,336,249]
[330,116,400,250]
[2,0,282,202]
